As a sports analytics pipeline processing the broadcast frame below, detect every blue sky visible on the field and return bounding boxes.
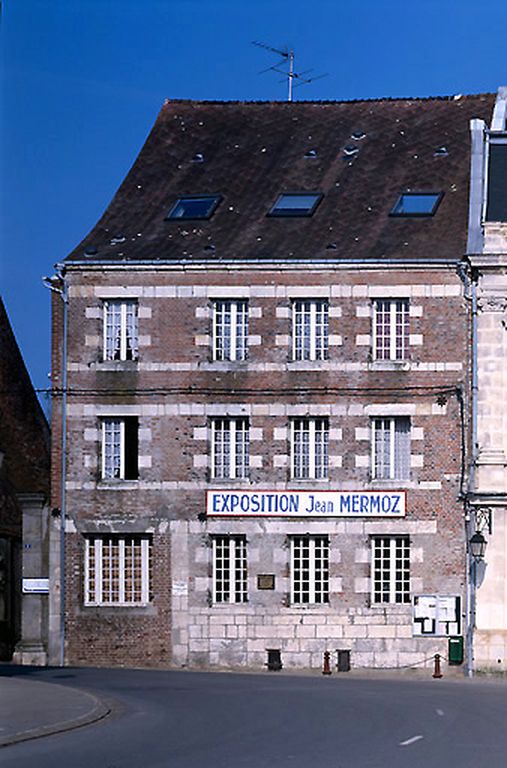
[2,0,507,405]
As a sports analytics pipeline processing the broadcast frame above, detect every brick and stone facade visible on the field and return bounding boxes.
[51,95,495,670]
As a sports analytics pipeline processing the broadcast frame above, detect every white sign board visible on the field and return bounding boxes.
[22,578,49,594]
[413,595,461,636]
[207,490,406,517]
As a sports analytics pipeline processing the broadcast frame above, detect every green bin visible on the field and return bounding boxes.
[448,636,464,665]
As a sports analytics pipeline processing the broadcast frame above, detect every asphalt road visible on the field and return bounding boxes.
[2,666,507,768]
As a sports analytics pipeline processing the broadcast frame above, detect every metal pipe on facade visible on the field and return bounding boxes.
[44,272,68,667]
[465,275,479,677]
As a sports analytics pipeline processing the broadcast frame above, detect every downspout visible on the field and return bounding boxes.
[59,274,68,667]
[44,271,68,667]
[465,274,479,677]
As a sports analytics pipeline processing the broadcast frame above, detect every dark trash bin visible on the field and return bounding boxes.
[337,649,351,672]
[448,636,464,665]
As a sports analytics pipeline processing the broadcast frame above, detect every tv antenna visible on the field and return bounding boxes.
[252,41,327,102]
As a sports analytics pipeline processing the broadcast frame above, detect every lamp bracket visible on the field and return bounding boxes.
[475,506,492,535]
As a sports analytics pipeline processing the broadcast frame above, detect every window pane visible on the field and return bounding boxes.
[84,535,151,606]
[167,196,221,220]
[269,193,322,217]
[390,193,442,216]
[486,143,507,221]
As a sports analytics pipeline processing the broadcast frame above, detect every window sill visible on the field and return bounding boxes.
[97,480,140,490]
[94,360,139,371]
[80,604,157,617]
[369,479,414,489]
[368,360,411,371]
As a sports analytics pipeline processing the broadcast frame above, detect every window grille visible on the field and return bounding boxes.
[292,300,329,361]
[212,300,248,361]
[291,536,329,604]
[211,418,249,480]
[371,417,410,480]
[84,535,151,605]
[212,535,248,604]
[372,299,409,361]
[103,300,138,361]
[291,418,329,480]
[372,536,410,604]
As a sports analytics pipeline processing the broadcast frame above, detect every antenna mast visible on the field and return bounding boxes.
[252,41,327,102]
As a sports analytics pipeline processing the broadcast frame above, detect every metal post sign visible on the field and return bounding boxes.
[206,490,406,517]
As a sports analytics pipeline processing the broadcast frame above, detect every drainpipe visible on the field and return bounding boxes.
[43,272,68,667]
[465,274,479,677]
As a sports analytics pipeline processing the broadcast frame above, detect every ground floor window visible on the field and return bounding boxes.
[84,535,151,605]
[371,536,410,604]
[291,535,329,604]
[212,535,248,604]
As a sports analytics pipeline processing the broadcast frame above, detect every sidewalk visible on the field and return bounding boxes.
[0,675,110,747]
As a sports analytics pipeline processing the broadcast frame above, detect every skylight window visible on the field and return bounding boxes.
[166,195,222,220]
[390,192,443,217]
[268,193,323,217]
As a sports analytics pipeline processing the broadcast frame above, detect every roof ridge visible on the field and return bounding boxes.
[161,93,494,108]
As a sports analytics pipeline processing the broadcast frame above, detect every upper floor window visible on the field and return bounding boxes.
[291,535,329,604]
[486,142,507,221]
[292,299,329,361]
[390,192,443,217]
[371,416,410,481]
[212,300,248,361]
[371,536,410,604]
[372,299,409,361]
[166,195,222,220]
[211,418,249,480]
[291,417,329,480]
[84,535,151,606]
[103,300,138,361]
[101,417,139,480]
[212,535,248,604]
[268,192,323,217]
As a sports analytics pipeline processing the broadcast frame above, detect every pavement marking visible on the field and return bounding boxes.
[399,735,424,747]
[436,709,445,716]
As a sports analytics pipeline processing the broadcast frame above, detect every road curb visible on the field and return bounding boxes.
[0,684,111,748]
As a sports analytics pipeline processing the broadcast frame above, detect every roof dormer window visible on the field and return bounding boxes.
[390,192,443,217]
[268,192,323,217]
[166,195,222,220]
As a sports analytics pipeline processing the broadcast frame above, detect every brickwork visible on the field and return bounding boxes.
[64,532,171,667]
[52,264,470,669]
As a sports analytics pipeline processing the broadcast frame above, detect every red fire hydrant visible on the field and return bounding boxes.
[323,650,332,675]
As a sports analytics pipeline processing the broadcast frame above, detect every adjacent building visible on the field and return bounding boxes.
[0,298,50,663]
[467,87,507,672]
[51,94,495,670]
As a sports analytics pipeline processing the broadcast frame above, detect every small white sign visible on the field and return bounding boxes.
[172,581,188,596]
[22,578,49,594]
[207,490,406,518]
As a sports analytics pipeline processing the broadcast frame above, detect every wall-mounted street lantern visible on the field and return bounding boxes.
[470,530,487,561]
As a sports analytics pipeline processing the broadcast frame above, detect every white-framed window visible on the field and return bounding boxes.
[101,417,139,480]
[291,536,329,604]
[291,418,329,480]
[371,416,410,480]
[372,299,409,361]
[212,300,249,361]
[84,535,151,606]
[292,299,329,361]
[212,535,248,604]
[103,300,139,361]
[211,418,249,479]
[371,536,410,604]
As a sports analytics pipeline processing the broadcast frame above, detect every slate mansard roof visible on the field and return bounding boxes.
[66,94,495,265]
